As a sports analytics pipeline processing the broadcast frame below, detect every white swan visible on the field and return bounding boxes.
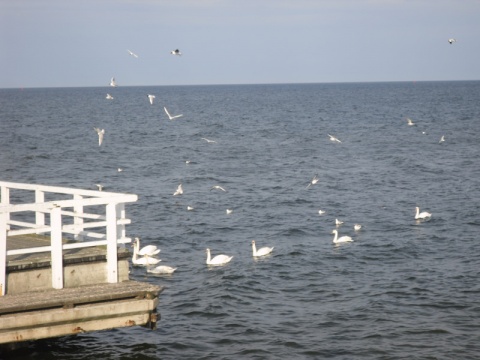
[206,248,233,266]
[132,237,160,256]
[132,249,161,266]
[251,240,273,257]
[147,264,177,275]
[331,229,353,244]
[415,207,432,220]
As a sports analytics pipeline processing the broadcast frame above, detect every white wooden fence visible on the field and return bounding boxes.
[0,181,138,296]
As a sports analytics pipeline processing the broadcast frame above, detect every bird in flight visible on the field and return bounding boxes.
[406,117,415,126]
[306,174,319,188]
[170,49,182,56]
[127,49,139,58]
[211,185,227,192]
[328,134,342,143]
[201,137,216,143]
[148,94,155,105]
[164,106,183,120]
[110,77,117,87]
[448,38,456,44]
[173,184,183,196]
[93,127,105,146]
[106,94,114,100]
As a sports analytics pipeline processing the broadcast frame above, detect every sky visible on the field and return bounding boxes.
[0,0,479,88]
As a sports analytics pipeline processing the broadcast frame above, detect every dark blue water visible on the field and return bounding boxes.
[1,82,480,359]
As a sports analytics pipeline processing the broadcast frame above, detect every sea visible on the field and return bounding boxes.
[0,81,479,359]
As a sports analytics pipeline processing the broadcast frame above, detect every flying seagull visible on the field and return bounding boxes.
[173,184,183,196]
[110,77,117,87]
[106,93,114,100]
[93,127,105,146]
[148,94,155,105]
[201,137,216,143]
[170,49,182,56]
[439,135,445,143]
[127,49,139,58]
[406,117,415,126]
[211,185,227,192]
[448,38,456,44]
[164,107,183,120]
[306,174,319,189]
[328,134,342,143]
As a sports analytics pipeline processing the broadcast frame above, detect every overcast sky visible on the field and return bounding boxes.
[1,0,479,88]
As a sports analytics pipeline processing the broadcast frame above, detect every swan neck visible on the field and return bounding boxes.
[252,242,257,256]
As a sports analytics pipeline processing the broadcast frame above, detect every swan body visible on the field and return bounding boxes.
[251,240,273,257]
[206,248,233,265]
[132,237,160,256]
[132,249,161,266]
[415,207,432,220]
[331,229,353,244]
[147,265,177,274]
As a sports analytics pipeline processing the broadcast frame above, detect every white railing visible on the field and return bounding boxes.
[0,181,138,296]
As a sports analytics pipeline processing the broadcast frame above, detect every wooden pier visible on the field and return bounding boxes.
[0,181,162,345]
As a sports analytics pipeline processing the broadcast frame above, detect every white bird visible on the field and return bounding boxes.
[226,209,233,215]
[318,209,326,215]
[117,168,123,172]
[331,229,353,244]
[93,127,105,146]
[173,184,183,196]
[439,135,445,143]
[328,134,342,143]
[132,237,160,256]
[131,243,161,266]
[148,94,155,105]
[448,38,456,44]
[110,77,117,87]
[251,240,274,257]
[335,218,344,226]
[201,137,216,143]
[95,184,104,191]
[170,49,182,56]
[147,264,177,275]
[407,117,415,126]
[206,248,233,266]
[106,93,114,100]
[306,174,319,189]
[187,205,194,211]
[415,207,432,220]
[164,106,183,120]
[211,185,227,192]
[127,49,139,58]
[354,224,362,231]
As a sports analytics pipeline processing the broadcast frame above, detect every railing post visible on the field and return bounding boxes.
[117,203,126,247]
[0,211,7,296]
[50,206,64,289]
[73,194,84,241]
[35,190,45,234]
[1,186,10,231]
[106,203,118,283]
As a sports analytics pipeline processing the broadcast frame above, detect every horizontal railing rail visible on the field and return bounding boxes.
[0,181,138,296]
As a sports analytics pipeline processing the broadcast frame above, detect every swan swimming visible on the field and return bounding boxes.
[164,106,183,120]
[331,229,353,244]
[131,245,161,266]
[251,240,273,257]
[173,184,183,196]
[206,248,233,266]
[147,264,177,275]
[415,207,432,220]
[132,237,160,256]
[93,127,105,146]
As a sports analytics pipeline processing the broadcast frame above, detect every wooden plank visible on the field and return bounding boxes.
[0,281,163,315]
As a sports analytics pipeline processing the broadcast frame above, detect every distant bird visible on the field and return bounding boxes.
[226,209,233,215]
[206,248,233,266]
[127,49,139,58]
[110,77,117,87]
[332,229,353,244]
[117,168,123,172]
[211,185,227,192]
[95,184,104,191]
[306,174,319,188]
[251,240,274,257]
[439,135,445,143]
[106,93,114,100]
[173,184,183,196]
[132,237,160,256]
[147,264,177,275]
[148,94,155,105]
[170,49,182,56]
[335,218,344,226]
[187,205,194,211]
[415,206,432,220]
[328,134,342,143]
[318,209,326,215]
[406,118,415,126]
[448,38,456,44]
[164,106,183,120]
[201,137,216,143]
[354,224,362,231]
[93,127,105,146]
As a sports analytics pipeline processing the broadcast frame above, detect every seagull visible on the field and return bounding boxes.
[110,77,117,87]
[96,184,104,191]
[406,117,415,126]
[211,185,227,192]
[106,93,114,100]
[306,174,319,188]
[201,137,216,143]
[93,127,105,146]
[148,94,155,105]
[439,135,445,143]
[318,209,326,215]
[170,49,182,56]
[164,106,183,120]
[127,49,139,58]
[335,218,344,226]
[173,184,183,196]
[354,224,362,231]
[226,209,233,215]
[328,134,342,143]
[117,168,123,172]
[187,205,194,211]
[448,38,456,44]
[415,206,432,220]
